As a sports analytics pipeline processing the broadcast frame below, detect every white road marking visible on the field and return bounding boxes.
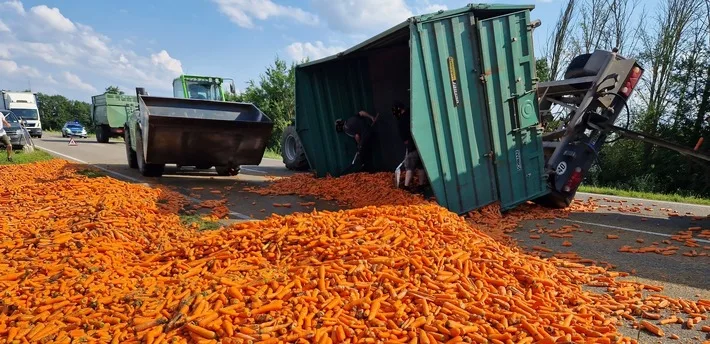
[557,218,710,244]
[36,145,251,220]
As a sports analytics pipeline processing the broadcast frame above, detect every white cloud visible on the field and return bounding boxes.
[1,0,25,15]
[418,4,447,13]
[151,50,183,75]
[0,1,183,98]
[63,71,96,92]
[311,0,412,34]
[0,59,40,77]
[30,5,76,32]
[309,0,447,34]
[213,0,319,29]
[0,19,9,32]
[286,41,344,61]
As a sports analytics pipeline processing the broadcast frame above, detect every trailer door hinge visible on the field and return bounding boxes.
[479,74,486,84]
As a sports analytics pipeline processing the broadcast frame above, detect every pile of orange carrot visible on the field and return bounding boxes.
[1,161,708,343]
[244,172,427,208]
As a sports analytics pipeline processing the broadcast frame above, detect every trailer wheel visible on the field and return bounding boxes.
[281,125,308,171]
[534,191,573,209]
[216,165,240,176]
[564,53,594,79]
[124,128,138,169]
[96,125,110,143]
[135,130,164,177]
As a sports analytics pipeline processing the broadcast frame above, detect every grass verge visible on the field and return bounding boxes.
[578,185,710,206]
[0,148,54,165]
[179,214,223,231]
[76,169,106,178]
[263,149,281,160]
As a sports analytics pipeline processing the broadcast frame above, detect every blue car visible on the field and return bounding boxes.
[62,121,87,138]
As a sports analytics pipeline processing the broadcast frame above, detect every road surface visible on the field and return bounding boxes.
[35,133,709,343]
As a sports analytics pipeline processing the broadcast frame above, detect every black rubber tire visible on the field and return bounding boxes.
[281,125,308,171]
[215,165,240,176]
[135,130,164,177]
[534,190,573,209]
[124,127,138,169]
[96,125,110,143]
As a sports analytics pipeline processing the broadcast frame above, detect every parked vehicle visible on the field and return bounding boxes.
[1,91,42,138]
[61,121,88,138]
[124,76,273,178]
[282,4,708,214]
[0,110,28,149]
[91,93,137,143]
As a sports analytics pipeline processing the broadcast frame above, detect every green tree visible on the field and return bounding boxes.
[535,58,551,82]
[36,93,92,131]
[105,86,124,95]
[233,57,297,151]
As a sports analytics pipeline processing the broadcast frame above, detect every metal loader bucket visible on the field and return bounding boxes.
[139,96,273,167]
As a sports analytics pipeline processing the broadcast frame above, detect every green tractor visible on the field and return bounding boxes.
[171,74,236,101]
[124,74,273,178]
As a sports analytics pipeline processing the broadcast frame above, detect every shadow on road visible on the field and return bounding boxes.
[40,138,122,145]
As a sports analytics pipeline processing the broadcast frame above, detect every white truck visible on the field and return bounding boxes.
[1,91,42,138]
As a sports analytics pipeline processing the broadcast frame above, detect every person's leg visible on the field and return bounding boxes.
[404,150,415,186]
[413,150,426,186]
[2,135,11,161]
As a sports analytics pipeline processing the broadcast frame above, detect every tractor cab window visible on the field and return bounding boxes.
[186,81,220,101]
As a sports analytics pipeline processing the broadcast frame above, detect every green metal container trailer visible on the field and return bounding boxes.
[91,93,138,143]
[293,4,548,214]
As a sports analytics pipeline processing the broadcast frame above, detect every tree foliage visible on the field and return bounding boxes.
[105,86,124,95]
[230,57,297,151]
[36,93,92,131]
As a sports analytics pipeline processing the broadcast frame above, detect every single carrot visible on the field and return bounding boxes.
[185,323,216,339]
[640,320,664,337]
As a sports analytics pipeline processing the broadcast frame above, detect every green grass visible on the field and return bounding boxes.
[263,148,281,160]
[578,185,710,206]
[0,148,54,165]
[75,169,106,178]
[179,214,223,231]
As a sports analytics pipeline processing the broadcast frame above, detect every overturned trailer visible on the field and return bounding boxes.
[284,3,706,214]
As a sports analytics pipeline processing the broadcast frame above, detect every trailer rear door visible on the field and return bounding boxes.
[478,10,548,210]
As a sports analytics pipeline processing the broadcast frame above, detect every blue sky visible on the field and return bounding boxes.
[0,0,642,101]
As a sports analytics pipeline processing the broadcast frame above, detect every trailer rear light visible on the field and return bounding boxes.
[620,66,643,97]
[563,167,583,193]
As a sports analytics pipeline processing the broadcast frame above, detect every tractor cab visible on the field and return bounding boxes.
[172,74,236,102]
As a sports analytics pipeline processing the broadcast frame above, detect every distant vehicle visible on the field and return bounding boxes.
[1,91,42,138]
[62,121,88,138]
[0,110,27,149]
[91,93,138,143]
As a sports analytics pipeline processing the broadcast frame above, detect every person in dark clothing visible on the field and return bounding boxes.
[335,110,378,172]
[393,101,426,188]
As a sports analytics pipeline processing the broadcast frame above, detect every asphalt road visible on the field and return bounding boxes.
[34,133,709,343]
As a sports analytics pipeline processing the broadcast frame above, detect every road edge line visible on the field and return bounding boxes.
[557,218,710,244]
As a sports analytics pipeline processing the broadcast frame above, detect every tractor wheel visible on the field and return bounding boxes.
[96,125,110,143]
[216,165,240,176]
[281,125,308,171]
[135,130,164,177]
[124,128,138,169]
